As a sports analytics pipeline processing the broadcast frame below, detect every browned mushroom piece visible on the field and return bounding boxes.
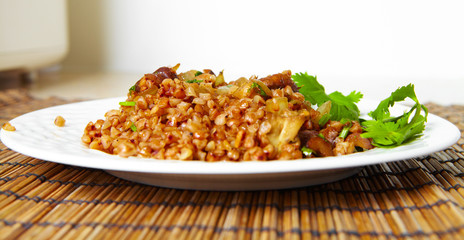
[133,66,179,96]
[298,130,318,146]
[305,137,334,157]
[346,133,374,150]
[259,70,299,92]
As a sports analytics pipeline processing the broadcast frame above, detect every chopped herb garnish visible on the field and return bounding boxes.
[129,85,136,93]
[339,120,353,139]
[301,147,315,157]
[339,126,351,139]
[340,118,350,125]
[318,114,331,126]
[130,123,137,132]
[249,82,267,97]
[186,79,203,83]
[194,71,203,77]
[119,101,136,106]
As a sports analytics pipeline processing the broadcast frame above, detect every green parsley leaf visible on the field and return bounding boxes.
[119,101,136,106]
[129,85,136,93]
[186,79,203,83]
[328,91,363,120]
[361,84,428,147]
[292,72,363,121]
[292,73,328,104]
[249,82,268,97]
[194,71,203,77]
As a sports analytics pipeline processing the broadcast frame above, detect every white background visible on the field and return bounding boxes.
[62,0,464,104]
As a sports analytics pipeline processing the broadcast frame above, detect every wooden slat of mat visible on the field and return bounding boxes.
[0,89,78,126]
[2,152,464,239]
[1,89,464,239]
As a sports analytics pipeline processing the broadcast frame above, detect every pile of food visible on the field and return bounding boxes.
[82,64,427,161]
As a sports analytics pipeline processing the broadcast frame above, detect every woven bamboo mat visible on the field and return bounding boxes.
[1,89,464,240]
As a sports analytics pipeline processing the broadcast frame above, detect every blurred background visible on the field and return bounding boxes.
[1,0,463,104]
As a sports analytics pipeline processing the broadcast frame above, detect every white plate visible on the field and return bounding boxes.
[1,98,460,191]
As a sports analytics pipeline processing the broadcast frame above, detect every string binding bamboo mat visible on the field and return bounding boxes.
[1,88,464,240]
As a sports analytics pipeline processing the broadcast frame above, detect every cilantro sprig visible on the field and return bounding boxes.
[360,84,428,147]
[292,72,428,148]
[292,72,363,121]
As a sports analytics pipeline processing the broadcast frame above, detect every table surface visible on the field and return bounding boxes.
[1,88,464,240]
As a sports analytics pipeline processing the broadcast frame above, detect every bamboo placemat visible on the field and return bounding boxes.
[1,89,464,240]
